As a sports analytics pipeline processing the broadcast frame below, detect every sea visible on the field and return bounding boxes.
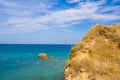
[0,44,73,80]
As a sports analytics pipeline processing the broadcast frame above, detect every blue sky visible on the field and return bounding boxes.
[0,0,120,44]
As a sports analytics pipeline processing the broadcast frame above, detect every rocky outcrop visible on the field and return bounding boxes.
[64,24,120,80]
[38,53,51,60]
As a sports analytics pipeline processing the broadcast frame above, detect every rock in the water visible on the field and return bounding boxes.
[63,23,120,80]
[38,53,51,60]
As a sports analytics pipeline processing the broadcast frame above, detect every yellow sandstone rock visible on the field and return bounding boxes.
[38,53,51,60]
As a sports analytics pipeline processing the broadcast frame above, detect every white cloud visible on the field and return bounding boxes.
[0,0,120,34]
[0,0,23,8]
[67,0,81,3]
[112,0,120,3]
[0,0,54,16]
[59,29,73,32]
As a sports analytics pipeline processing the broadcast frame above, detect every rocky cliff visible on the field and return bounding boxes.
[63,24,120,80]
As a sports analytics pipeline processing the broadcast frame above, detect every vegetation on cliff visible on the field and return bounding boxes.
[64,24,120,80]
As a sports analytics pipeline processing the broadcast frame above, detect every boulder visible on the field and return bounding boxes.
[38,53,51,60]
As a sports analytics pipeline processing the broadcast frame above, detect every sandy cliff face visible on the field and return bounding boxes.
[63,24,120,80]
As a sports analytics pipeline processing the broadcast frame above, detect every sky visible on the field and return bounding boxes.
[0,0,120,44]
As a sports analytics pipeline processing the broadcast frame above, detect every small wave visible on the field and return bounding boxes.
[16,60,20,62]
[29,53,33,56]
[0,57,8,60]
[36,61,42,64]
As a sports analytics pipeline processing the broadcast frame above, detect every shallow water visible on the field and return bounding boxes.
[0,44,73,80]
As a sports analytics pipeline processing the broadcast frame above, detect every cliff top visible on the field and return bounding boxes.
[64,23,120,80]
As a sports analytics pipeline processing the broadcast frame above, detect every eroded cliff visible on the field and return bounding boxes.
[64,24,120,80]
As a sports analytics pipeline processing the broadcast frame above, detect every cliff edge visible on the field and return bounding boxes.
[64,24,120,80]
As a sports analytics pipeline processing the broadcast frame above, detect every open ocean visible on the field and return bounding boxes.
[0,44,73,80]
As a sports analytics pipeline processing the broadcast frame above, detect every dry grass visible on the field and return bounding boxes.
[104,26,116,33]
[64,23,120,80]
[70,42,85,59]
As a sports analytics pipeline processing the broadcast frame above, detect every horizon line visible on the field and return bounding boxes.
[0,43,75,45]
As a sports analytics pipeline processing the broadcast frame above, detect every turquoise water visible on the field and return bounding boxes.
[0,44,73,80]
